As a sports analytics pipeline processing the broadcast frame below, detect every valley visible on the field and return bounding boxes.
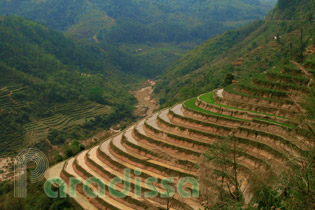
[0,0,314,210]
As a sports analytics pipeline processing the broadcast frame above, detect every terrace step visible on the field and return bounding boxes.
[110,132,196,178]
[252,74,309,93]
[174,104,292,167]
[135,118,201,159]
[223,85,297,111]
[88,146,201,210]
[89,146,166,192]
[170,104,234,136]
[147,112,258,175]
[123,126,196,171]
[75,150,173,210]
[63,158,130,210]
[213,90,297,118]
[182,102,302,159]
[45,161,98,210]
[98,139,202,209]
[159,109,271,171]
[198,93,294,125]
[100,138,166,180]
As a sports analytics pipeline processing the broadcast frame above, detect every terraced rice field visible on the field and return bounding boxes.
[0,85,26,110]
[46,62,314,209]
[24,102,110,143]
[0,84,29,155]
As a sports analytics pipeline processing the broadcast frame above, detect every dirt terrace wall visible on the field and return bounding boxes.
[169,112,231,135]
[222,91,297,111]
[214,93,298,118]
[60,166,115,210]
[122,136,196,171]
[133,128,201,160]
[160,114,290,153]
[144,124,208,152]
[234,128,298,155]
[182,106,248,128]
[72,158,152,210]
[109,139,193,178]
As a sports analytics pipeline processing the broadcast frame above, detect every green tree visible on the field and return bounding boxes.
[201,135,246,209]
[277,0,289,10]
[88,87,105,104]
[223,73,235,86]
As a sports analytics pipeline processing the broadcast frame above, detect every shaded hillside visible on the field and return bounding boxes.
[155,0,315,106]
[0,16,137,156]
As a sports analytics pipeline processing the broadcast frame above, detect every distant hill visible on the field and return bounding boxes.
[0,0,276,76]
[0,0,276,43]
[0,16,137,156]
[155,0,314,106]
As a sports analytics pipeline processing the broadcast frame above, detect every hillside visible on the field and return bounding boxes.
[0,0,276,76]
[45,53,314,209]
[0,16,138,156]
[0,0,314,209]
[0,0,275,42]
[154,0,315,106]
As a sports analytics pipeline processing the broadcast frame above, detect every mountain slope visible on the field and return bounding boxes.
[0,0,276,77]
[0,0,276,43]
[46,52,314,210]
[155,0,315,106]
[0,16,137,156]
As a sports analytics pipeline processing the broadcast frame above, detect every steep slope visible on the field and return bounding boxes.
[46,54,314,209]
[0,16,137,156]
[155,0,315,106]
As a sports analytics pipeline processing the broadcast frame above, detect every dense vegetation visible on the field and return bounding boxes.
[0,16,137,156]
[0,0,276,76]
[0,0,275,43]
[155,0,315,106]
[0,179,82,210]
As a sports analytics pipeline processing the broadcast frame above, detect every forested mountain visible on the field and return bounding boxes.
[0,16,137,156]
[0,0,276,43]
[0,0,276,76]
[155,0,315,106]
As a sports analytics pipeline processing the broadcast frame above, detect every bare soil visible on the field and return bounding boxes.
[133,80,159,117]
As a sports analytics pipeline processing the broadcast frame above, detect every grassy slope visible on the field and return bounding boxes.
[155,0,315,106]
